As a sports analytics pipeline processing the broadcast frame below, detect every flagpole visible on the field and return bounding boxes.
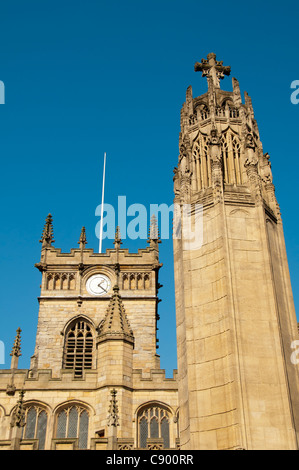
[99,152,106,253]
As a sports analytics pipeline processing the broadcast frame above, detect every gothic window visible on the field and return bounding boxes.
[22,405,48,450]
[221,134,229,183]
[63,319,94,377]
[138,405,171,449]
[188,114,197,125]
[56,405,89,449]
[202,137,211,188]
[229,106,239,118]
[220,132,242,185]
[215,105,225,117]
[192,142,202,191]
[232,135,242,184]
[198,105,209,120]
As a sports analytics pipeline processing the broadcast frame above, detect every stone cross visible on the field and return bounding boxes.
[194,53,231,89]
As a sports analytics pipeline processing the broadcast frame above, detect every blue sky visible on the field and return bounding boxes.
[0,0,298,376]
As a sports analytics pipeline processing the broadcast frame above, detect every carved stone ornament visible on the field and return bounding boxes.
[208,128,222,163]
[245,133,258,166]
[194,53,231,89]
[261,153,273,183]
[173,167,180,195]
[179,144,189,174]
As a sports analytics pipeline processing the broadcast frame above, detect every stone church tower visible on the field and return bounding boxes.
[173,53,299,450]
[0,219,179,450]
[0,53,298,451]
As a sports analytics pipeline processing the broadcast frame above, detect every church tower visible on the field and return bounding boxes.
[0,218,178,450]
[173,53,299,450]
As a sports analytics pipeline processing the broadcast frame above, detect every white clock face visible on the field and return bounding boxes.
[86,274,111,296]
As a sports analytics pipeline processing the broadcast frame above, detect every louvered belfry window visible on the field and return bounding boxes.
[63,320,94,377]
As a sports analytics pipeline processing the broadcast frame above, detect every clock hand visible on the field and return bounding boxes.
[98,281,107,293]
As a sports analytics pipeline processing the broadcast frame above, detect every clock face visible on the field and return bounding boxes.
[86,274,111,296]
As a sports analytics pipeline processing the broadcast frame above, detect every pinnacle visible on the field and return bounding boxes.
[40,213,55,247]
[113,226,122,248]
[78,226,87,248]
[10,328,22,358]
[98,285,134,343]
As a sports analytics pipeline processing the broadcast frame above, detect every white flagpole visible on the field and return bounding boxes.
[99,152,106,253]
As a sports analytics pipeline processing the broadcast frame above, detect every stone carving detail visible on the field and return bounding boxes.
[46,272,76,290]
[245,133,258,167]
[208,127,222,163]
[11,390,26,428]
[121,273,151,290]
[261,152,273,184]
[173,167,180,196]
[147,442,164,450]
[188,114,197,125]
[118,443,134,450]
[194,53,231,89]
[107,389,119,427]
[179,143,189,175]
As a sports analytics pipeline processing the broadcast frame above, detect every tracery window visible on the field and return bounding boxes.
[221,132,242,185]
[63,319,94,377]
[192,137,211,190]
[56,405,89,449]
[22,405,48,450]
[138,405,170,449]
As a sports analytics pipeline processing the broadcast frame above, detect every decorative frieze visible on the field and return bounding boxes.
[45,272,76,290]
[121,272,151,290]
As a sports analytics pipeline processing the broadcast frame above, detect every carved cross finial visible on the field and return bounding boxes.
[40,213,55,248]
[194,53,231,89]
[78,226,87,249]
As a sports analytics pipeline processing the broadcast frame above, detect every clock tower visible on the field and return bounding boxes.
[173,53,299,450]
[33,217,162,377]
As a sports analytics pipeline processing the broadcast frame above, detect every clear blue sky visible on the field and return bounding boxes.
[0,0,298,376]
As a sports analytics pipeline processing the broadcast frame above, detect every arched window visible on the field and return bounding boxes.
[22,405,48,450]
[232,135,242,184]
[63,319,94,377]
[138,405,170,449]
[56,405,89,449]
